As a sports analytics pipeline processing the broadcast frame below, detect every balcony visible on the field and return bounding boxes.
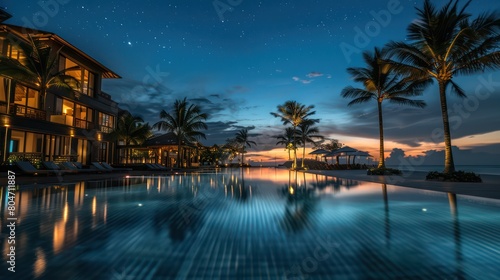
[50,114,73,126]
[9,104,47,120]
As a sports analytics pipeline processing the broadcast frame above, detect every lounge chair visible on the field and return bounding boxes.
[146,163,159,170]
[42,161,78,174]
[100,162,132,172]
[90,162,113,172]
[16,161,64,176]
[60,162,96,173]
[153,163,168,171]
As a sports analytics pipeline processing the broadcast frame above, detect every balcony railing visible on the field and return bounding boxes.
[75,118,92,129]
[0,101,7,113]
[9,104,46,120]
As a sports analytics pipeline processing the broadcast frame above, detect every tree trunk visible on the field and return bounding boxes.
[301,139,306,168]
[377,101,385,168]
[439,81,455,174]
[40,86,46,112]
[292,126,297,169]
[177,140,182,168]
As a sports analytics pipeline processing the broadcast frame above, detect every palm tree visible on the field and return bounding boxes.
[297,120,323,168]
[341,47,428,168]
[0,35,79,109]
[153,98,208,168]
[387,0,500,173]
[271,101,317,169]
[110,110,152,164]
[224,138,240,165]
[275,127,297,160]
[235,128,257,166]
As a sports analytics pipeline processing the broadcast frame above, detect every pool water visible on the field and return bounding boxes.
[1,168,500,279]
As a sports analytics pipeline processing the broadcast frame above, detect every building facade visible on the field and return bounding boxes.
[0,15,120,166]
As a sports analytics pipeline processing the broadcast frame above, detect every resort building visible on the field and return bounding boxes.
[131,132,200,168]
[0,12,121,166]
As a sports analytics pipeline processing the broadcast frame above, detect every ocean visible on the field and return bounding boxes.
[387,165,500,175]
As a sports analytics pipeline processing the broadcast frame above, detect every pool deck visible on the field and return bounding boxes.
[303,169,500,200]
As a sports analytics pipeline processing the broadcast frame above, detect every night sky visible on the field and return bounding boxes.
[3,0,500,165]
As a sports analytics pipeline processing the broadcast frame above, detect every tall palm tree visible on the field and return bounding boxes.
[110,110,152,164]
[387,0,500,173]
[275,127,297,160]
[0,35,79,109]
[235,128,257,166]
[271,101,317,169]
[297,120,323,168]
[153,98,208,168]
[341,47,428,168]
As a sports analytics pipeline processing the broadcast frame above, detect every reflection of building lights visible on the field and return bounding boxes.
[63,203,68,222]
[92,196,96,216]
[53,221,65,254]
[289,186,294,195]
[33,248,47,278]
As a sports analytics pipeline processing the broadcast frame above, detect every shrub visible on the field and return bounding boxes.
[426,171,482,182]
[367,167,402,175]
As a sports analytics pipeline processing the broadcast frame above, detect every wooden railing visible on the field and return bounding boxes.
[9,104,46,120]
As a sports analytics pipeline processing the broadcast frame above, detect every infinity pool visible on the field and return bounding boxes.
[1,168,499,279]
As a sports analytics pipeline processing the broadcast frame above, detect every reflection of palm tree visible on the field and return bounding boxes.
[225,169,250,202]
[448,193,464,279]
[382,184,391,248]
[279,171,318,232]
[152,177,204,242]
[387,1,500,173]
[341,47,427,168]
[153,98,208,168]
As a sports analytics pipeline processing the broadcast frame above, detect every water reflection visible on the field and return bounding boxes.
[33,248,47,278]
[225,168,251,202]
[382,184,391,248]
[448,193,464,280]
[1,170,499,279]
[280,171,319,232]
[310,174,360,193]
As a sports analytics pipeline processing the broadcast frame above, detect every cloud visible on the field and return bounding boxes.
[225,85,248,94]
[318,85,500,148]
[385,145,500,167]
[307,71,323,78]
[102,79,248,127]
[292,71,331,84]
[292,76,313,84]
